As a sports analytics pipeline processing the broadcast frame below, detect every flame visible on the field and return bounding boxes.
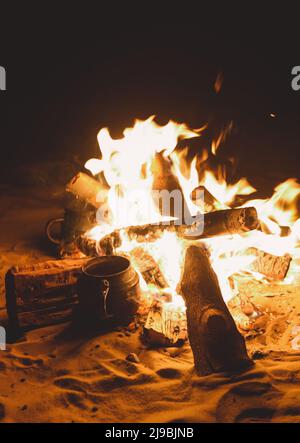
[82,116,300,312]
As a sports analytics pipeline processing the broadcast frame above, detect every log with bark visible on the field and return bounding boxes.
[5,258,89,337]
[180,244,253,375]
[143,299,188,347]
[76,207,259,256]
[237,247,292,280]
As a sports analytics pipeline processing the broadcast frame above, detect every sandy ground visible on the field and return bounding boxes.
[0,170,300,423]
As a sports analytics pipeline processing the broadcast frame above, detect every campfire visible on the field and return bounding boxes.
[6,117,300,376]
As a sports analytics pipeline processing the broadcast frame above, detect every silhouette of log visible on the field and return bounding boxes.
[180,244,252,375]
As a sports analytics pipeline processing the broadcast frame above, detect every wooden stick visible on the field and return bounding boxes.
[180,244,252,375]
[66,172,108,208]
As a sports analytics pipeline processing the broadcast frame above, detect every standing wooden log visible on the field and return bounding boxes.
[180,244,252,375]
[151,152,192,222]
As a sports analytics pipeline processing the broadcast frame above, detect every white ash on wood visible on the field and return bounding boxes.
[237,247,292,280]
[180,244,253,375]
[143,299,188,347]
[130,247,169,289]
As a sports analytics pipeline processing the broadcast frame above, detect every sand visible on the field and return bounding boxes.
[1,169,300,423]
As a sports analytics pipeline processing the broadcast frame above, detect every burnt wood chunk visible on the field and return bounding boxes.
[180,244,252,376]
[238,247,292,280]
[143,299,187,347]
[130,247,169,289]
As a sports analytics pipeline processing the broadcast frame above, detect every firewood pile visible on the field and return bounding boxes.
[4,171,294,376]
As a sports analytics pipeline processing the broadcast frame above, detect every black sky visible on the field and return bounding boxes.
[0,3,299,179]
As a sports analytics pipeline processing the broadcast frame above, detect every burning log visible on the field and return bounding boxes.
[76,207,259,256]
[151,152,191,221]
[238,247,292,280]
[187,206,259,239]
[66,172,108,208]
[130,247,169,289]
[190,185,221,213]
[5,258,88,336]
[180,244,252,376]
[143,299,188,347]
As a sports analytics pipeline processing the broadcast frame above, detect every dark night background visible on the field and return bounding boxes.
[0,3,299,185]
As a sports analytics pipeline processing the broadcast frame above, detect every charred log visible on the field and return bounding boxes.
[180,244,252,375]
[76,207,259,256]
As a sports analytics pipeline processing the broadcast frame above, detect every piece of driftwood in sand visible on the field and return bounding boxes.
[143,299,188,347]
[180,244,253,375]
[5,258,88,336]
[77,207,259,256]
[238,247,292,280]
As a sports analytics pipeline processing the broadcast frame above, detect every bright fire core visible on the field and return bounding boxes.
[84,116,300,308]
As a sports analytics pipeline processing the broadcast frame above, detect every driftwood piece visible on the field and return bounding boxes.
[66,172,108,208]
[143,299,187,347]
[5,258,88,336]
[130,247,169,289]
[238,247,292,280]
[180,244,252,375]
[77,207,259,256]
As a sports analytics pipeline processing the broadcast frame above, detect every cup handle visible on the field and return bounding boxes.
[101,279,113,319]
[45,218,64,245]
